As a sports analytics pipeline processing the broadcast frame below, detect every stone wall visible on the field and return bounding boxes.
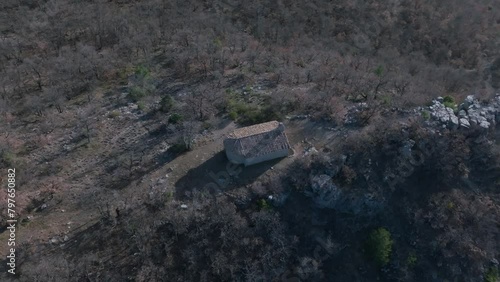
[225,145,246,164]
[243,148,290,166]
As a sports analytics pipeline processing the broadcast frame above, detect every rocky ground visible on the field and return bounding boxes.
[427,94,500,130]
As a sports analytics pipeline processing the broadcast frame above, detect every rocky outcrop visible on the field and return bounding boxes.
[306,174,341,209]
[429,99,460,129]
[344,103,369,126]
[305,174,385,215]
[427,94,500,130]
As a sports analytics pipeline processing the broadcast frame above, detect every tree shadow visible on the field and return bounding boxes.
[17,218,141,280]
[175,151,283,200]
[214,118,233,130]
[102,150,181,190]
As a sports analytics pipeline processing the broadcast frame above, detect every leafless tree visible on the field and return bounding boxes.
[26,94,44,116]
[76,105,97,144]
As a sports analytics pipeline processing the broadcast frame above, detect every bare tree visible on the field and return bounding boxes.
[393,78,411,97]
[76,105,97,144]
[26,94,45,116]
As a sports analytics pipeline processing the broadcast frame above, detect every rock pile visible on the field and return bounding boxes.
[344,102,369,126]
[428,94,500,130]
[306,174,341,209]
[429,98,460,129]
[305,173,385,215]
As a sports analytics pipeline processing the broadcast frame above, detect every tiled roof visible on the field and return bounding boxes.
[224,121,291,158]
[227,121,280,139]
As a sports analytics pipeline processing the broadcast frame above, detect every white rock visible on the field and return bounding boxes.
[459,118,470,128]
[479,120,490,129]
[462,95,476,109]
[450,114,459,129]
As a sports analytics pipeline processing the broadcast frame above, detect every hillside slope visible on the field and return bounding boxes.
[0,0,499,281]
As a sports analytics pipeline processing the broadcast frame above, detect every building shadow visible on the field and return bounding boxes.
[175,151,283,200]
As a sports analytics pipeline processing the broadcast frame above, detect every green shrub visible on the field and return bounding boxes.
[168,142,189,154]
[257,105,283,123]
[485,267,499,282]
[128,86,147,102]
[202,121,212,130]
[165,191,174,202]
[168,113,183,124]
[421,110,430,120]
[443,95,454,104]
[137,101,146,111]
[117,66,134,81]
[229,103,282,125]
[135,65,150,78]
[446,201,455,210]
[443,96,456,109]
[1,150,16,167]
[374,65,384,77]
[382,95,392,105]
[295,60,305,68]
[365,227,393,267]
[229,111,238,120]
[108,111,120,118]
[257,199,271,210]
[224,89,284,125]
[213,37,223,48]
[406,251,418,267]
[160,95,174,113]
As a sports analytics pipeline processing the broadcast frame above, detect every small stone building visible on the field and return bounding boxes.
[224,121,292,166]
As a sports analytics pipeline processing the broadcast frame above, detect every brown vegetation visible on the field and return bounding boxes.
[0,0,499,281]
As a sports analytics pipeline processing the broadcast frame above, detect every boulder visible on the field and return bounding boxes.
[468,108,490,129]
[448,109,459,129]
[434,94,500,130]
[429,100,459,129]
[459,118,470,128]
[461,95,476,109]
[479,120,491,129]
